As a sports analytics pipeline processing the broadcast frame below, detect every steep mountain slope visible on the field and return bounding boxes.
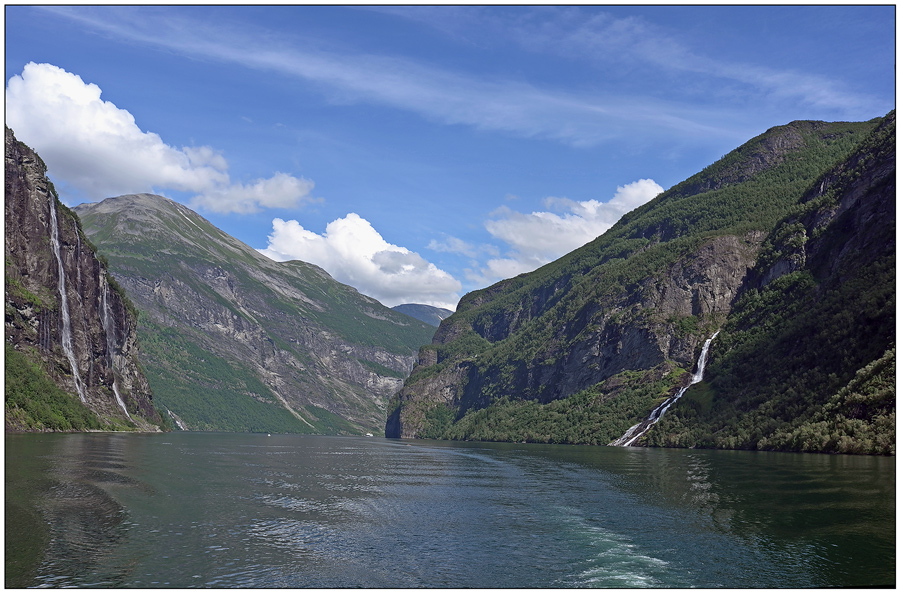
[5,127,163,431]
[74,194,435,434]
[649,112,895,453]
[387,115,893,454]
[392,304,454,327]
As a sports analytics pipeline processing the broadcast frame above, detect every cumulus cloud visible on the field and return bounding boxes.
[5,62,314,213]
[470,179,663,285]
[259,214,462,310]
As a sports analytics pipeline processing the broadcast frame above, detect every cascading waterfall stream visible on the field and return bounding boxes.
[49,198,87,403]
[100,282,133,421]
[611,330,720,447]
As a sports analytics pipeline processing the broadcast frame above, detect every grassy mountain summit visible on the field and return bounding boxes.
[387,114,894,454]
[75,194,436,434]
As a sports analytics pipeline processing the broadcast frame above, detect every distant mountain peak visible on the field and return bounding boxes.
[74,194,437,434]
[392,304,454,327]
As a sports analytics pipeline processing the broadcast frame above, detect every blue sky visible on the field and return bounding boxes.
[5,5,895,310]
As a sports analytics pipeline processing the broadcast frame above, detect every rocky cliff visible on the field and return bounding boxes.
[74,194,436,434]
[5,128,162,431]
[650,111,895,453]
[387,115,894,454]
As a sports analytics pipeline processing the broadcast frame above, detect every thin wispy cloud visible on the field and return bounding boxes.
[379,6,887,118]
[40,6,754,148]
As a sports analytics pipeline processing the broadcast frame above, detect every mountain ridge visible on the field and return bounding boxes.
[387,114,894,454]
[392,303,454,327]
[75,193,436,434]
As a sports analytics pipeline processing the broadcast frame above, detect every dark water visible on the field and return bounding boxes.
[5,432,895,588]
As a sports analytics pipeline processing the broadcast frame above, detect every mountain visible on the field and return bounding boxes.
[392,304,454,327]
[74,194,436,434]
[5,127,164,431]
[387,113,895,455]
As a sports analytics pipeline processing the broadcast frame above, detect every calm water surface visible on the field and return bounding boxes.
[5,432,895,588]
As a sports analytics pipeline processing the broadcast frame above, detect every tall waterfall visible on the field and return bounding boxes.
[100,281,133,421]
[611,331,720,447]
[49,198,87,403]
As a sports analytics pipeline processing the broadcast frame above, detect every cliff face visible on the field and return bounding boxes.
[656,111,895,453]
[387,232,763,439]
[74,194,435,434]
[387,115,893,454]
[5,128,161,430]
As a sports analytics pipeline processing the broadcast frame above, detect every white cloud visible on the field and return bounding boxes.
[470,179,663,285]
[428,236,478,258]
[259,214,462,310]
[5,62,314,213]
[191,172,318,214]
[427,235,499,260]
[387,6,888,119]
[38,7,752,147]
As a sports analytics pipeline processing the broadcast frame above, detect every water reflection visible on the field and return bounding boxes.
[5,433,895,588]
[484,442,895,587]
[19,434,138,587]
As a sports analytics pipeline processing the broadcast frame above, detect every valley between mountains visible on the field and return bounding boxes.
[72,194,436,435]
[5,112,895,454]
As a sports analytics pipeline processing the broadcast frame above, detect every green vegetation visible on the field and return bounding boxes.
[357,358,407,379]
[77,204,434,357]
[138,320,315,433]
[304,404,358,435]
[419,120,877,406]
[5,344,119,431]
[74,194,436,435]
[396,115,894,454]
[768,348,895,454]
[5,274,48,312]
[644,116,895,453]
[419,363,686,444]
[648,253,894,452]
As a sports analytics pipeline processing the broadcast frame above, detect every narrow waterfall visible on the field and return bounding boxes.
[49,198,87,402]
[611,331,720,447]
[100,282,133,421]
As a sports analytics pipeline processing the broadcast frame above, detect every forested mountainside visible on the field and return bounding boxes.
[387,113,895,455]
[5,127,164,431]
[74,194,436,434]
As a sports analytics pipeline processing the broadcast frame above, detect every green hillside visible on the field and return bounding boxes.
[388,114,894,454]
[76,194,435,434]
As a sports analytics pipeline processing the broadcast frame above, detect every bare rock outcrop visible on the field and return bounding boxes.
[5,127,161,430]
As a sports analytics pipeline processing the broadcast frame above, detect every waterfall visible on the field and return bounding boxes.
[100,281,133,422]
[611,331,720,447]
[49,198,87,402]
[167,409,187,431]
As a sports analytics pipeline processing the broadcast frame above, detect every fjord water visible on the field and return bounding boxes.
[6,433,894,588]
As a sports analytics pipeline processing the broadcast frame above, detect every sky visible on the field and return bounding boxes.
[5,5,895,310]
